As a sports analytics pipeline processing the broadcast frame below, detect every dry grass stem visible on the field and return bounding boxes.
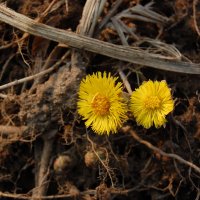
[0,5,200,74]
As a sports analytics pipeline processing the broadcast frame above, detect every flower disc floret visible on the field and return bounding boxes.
[130,80,174,129]
[77,72,128,135]
[91,93,110,115]
[144,96,161,109]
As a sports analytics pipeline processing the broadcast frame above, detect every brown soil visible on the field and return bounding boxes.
[0,0,200,200]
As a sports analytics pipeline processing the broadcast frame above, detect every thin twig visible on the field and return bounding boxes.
[0,5,200,74]
[0,93,7,98]
[0,125,27,135]
[122,126,200,174]
[0,50,70,91]
[0,54,15,81]
[29,50,70,92]
[0,65,57,90]
[98,0,123,30]
[0,190,96,199]
[86,133,115,187]
[118,68,132,95]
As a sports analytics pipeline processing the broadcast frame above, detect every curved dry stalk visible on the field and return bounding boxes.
[122,126,200,175]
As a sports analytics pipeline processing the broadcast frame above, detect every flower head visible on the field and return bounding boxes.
[130,80,174,129]
[77,72,128,135]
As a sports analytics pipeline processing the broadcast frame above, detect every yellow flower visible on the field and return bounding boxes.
[130,80,174,129]
[77,72,128,135]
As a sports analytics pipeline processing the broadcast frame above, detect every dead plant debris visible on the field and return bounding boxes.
[0,0,200,200]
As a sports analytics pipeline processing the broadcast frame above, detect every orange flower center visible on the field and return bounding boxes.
[91,93,110,115]
[144,96,161,109]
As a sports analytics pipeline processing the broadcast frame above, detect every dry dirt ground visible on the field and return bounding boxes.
[0,0,200,200]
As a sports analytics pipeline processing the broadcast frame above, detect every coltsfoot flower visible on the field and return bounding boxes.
[130,80,174,129]
[77,72,128,135]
